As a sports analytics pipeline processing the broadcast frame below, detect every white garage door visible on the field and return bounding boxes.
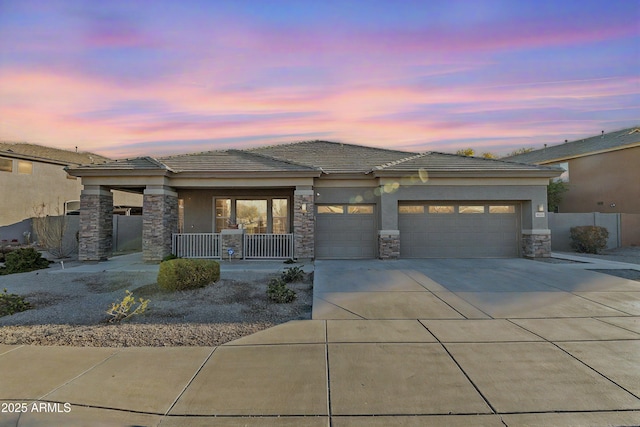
[398,203,519,258]
[315,204,377,259]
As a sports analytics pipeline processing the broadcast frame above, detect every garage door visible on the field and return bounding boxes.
[398,203,519,258]
[315,204,377,259]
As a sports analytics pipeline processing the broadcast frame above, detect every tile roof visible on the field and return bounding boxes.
[375,152,561,173]
[249,140,416,173]
[160,150,317,172]
[71,157,167,171]
[67,140,560,177]
[0,142,110,165]
[503,126,640,164]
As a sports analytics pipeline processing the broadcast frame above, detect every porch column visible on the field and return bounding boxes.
[294,187,315,259]
[143,186,178,262]
[79,186,113,261]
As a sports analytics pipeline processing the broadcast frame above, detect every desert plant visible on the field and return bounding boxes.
[106,290,150,323]
[267,278,296,303]
[570,226,609,254]
[0,288,32,316]
[281,266,305,283]
[32,202,78,258]
[1,248,49,275]
[157,258,220,291]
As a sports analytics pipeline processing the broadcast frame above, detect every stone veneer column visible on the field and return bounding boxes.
[378,230,400,259]
[142,186,178,262]
[79,186,113,261]
[293,188,315,259]
[221,229,244,259]
[522,230,551,258]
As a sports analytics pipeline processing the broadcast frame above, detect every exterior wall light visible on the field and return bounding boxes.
[537,204,545,212]
[301,203,307,213]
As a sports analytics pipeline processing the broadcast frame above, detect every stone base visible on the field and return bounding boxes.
[221,229,244,259]
[142,189,178,262]
[378,230,400,259]
[522,232,551,258]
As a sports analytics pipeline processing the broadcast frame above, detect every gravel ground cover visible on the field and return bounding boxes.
[0,264,312,347]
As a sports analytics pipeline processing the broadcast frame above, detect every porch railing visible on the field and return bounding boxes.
[172,233,222,259]
[244,233,294,259]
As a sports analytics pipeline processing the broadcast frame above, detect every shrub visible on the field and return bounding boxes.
[281,266,305,283]
[570,226,609,254]
[162,253,179,262]
[106,290,149,323]
[157,258,220,291]
[267,278,296,303]
[1,248,50,275]
[0,288,32,317]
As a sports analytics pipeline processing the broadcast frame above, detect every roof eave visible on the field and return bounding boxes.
[372,169,563,179]
[531,142,640,165]
[170,170,322,179]
[65,167,170,178]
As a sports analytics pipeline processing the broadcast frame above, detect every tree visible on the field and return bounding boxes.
[547,180,569,212]
[32,202,78,258]
[481,152,498,159]
[456,148,475,156]
[505,147,535,157]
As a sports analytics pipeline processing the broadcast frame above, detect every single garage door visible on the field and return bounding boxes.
[398,203,519,258]
[315,204,377,259]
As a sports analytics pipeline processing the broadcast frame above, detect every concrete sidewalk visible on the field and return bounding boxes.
[1,255,639,426]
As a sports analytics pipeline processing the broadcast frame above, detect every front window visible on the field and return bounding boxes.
[272,199,288,233]
[236,200,267,233]
[215,199,231,232]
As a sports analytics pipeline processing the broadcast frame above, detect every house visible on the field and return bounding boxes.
[66,141,562,262]
[0,142,142,240]
[504,127,640,214]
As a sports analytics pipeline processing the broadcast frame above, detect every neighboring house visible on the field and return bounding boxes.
[504,127,640,214]
[0,142,142,239]
[67,141,561,262]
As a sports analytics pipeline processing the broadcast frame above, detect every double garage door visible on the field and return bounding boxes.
[399,202,520,258]
[315,204,377,259]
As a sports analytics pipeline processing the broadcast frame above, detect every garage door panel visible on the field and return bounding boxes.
[316,205,377,259]
[399,203,519,258]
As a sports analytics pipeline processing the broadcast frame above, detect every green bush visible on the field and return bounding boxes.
[281,266,304,283]
[570,226,609,254]
[267,278,296,303]
[1,248,49,275]
[157,258,220,291]
[0,288,31,317]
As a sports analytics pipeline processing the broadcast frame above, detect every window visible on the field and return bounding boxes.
[215,199,231,232]
[428,205,454,214]
[348,205,373,214]
[0,158,11,172]
[272,199,288,233]
[399,205,424,214]
[459,206,485,214]
[318,205,344,214]
[236,200,267,233]
[18,161,32,174]
[489,205,515,214]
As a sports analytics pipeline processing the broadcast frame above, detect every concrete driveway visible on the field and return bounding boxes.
[310,257,640,425]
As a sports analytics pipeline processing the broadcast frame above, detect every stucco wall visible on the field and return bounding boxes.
[556,147,640,214]
[548,212,620,251]
[0,159,83,226]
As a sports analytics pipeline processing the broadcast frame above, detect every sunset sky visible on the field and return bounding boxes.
[0,0,638,159]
